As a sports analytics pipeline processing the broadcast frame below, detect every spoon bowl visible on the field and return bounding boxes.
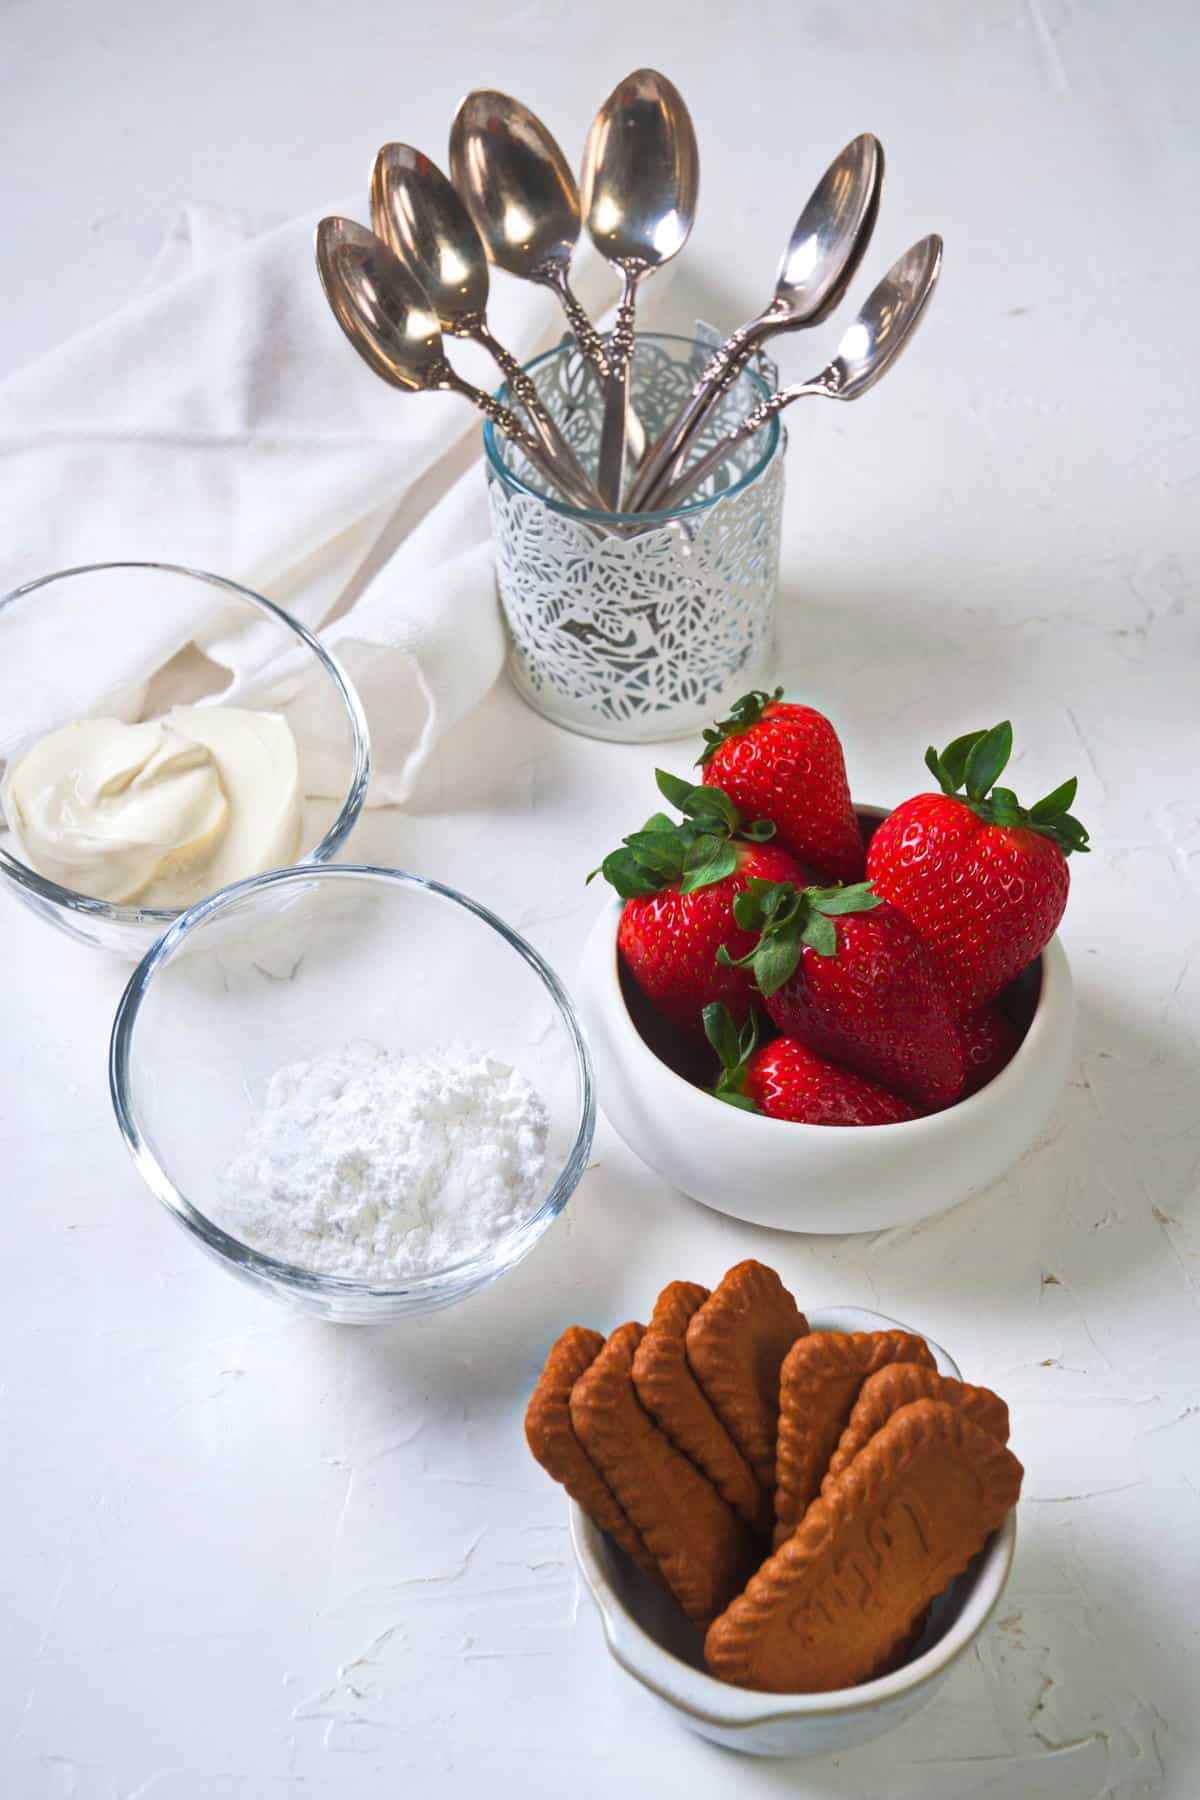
[315,216,445,391]
[580,68,700,269]
[450,89,582,283]
[773,132,883,326]
[370,143,491,323]
[825,231,943,399]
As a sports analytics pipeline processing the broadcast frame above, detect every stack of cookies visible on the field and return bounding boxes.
[525,1260,1023,1694]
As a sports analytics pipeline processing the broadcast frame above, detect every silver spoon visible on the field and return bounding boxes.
[314,216,590,507]
[449,89,648,473]
[627,134,884,512]
[651,234,944,513]
[581,68,699,507]
[370,144,603,510]
[449,90,613,388]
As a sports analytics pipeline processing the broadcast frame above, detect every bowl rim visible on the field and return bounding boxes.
[108,862,596,1299]
[0,560,372,925]
[569,1304,1018,1726]
[588,801,1071,1141]
[482,330,783,526]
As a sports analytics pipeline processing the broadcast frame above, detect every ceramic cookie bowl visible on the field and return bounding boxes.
[568,1305,1018,1760]
[577,805,1077,1234]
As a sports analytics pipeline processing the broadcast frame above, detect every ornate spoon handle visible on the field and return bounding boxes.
[606,278,639,368]
[596,264,644,507]
[534,261,648,467]
[723,384,794,438]
[474,324,605,510]
[695,319,761,393]
[463,386,541,456]
[627,312,773,510]
[651,379,823,513]
[436,337,540,441]
[435,359,594,508]
[538,264,611,382]
[469,328,551,421]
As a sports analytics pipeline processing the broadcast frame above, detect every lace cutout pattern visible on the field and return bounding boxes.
[487,336,785,743]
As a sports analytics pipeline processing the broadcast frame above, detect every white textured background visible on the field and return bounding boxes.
[2,1,1198,1795]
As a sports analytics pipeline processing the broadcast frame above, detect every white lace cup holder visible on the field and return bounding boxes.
[482,333,786,745]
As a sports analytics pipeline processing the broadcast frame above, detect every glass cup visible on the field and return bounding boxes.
[484,333,784,744]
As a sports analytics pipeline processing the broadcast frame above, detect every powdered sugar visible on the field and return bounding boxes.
[219,1040,550,1281]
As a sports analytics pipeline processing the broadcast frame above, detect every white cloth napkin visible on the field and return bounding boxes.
[0,201,613,804]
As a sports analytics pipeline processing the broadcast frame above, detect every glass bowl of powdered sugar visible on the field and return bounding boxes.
[109,864,595,1322]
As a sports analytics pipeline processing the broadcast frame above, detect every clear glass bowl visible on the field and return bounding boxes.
[484,333,785,744]
[0,562,371,955]
[109,865,595,1323]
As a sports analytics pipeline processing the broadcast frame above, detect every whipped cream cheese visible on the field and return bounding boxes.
[2,706,303,906]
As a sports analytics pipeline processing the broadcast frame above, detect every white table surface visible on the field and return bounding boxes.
[3,2,1198,1795]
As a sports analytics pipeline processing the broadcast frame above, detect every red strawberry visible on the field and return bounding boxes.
[722,879,965,1107]
[591,770,810,1037]
[618,845,804,1035]
[698,688,865,884]
[960,1002,1021,1098]
[866,722,1089,1017]
[705,1005,916,1126]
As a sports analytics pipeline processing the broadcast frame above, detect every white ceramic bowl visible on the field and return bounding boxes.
[570,1305,1017,1759]
[576,814,1076,1232]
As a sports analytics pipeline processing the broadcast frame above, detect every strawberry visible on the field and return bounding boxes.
[960,1002,1021,1098]
[591,771,811,1037]
[704,1005,917,1126]
[697,688,865,884]
[866,722,1089,1017]
[720,878,965,1107]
